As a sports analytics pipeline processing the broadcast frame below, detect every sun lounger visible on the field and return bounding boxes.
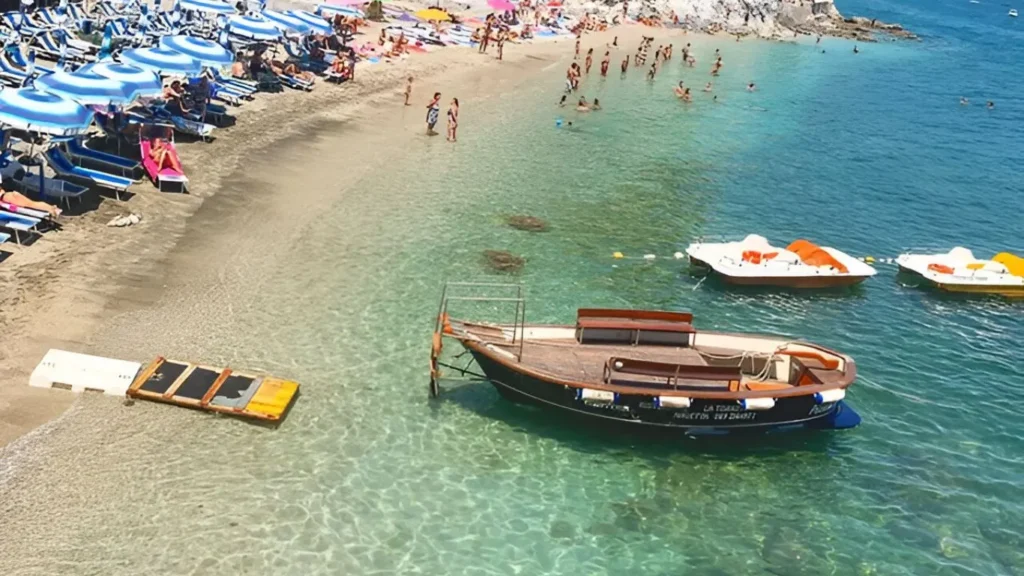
[1,12,46,36]
[14,172,89,208]
[0,210,41,244]
[207,68,258,94]
[63,138,142,179]
[140,137,187,192]
[0,50,30,86]
[44,147,134,200]
[34,31,95,62]
[1,200,51,221]
[0,231,9,246]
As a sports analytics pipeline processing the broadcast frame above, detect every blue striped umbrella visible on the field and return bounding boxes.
[0,88,94,135]
[160,35,232,67]
[179,0,234,15]
[35,70,135,106]
[228,14,281,41]
[261,9,311,34]
[285,10,332,34]
[316,4,363,19]
[120,46,203,76]
[80,62,163,99]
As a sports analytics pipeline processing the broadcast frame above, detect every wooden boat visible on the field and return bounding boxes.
[686,234,876,288]
[896,247,1024,297]
[430,283,860,435]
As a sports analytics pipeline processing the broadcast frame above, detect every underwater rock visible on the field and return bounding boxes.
[483,250,526,274]
[549,520,576,540]
[505,215,549,232]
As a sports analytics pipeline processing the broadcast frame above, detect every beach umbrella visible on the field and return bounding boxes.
[227,14,282,41]
[488,0,515,11]
[286,10,332,34]
[179,0,235,15]
[415,8,450,21]
[80,62,163,99]
[261,9,312,34]
[160,35,232,67]
[22,50,35,88]
[324,0,366,5]
[0,88,94,135]
[99,20,114,60]
[35,70,135,106]
[120,46,203,76]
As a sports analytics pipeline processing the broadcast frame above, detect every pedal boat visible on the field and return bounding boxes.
[686,234,876,288]
[431,306,861,435]
[896,247,1024,297]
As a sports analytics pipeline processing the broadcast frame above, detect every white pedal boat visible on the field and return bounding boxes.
[896,247,1024,297]
[686,234,876,288]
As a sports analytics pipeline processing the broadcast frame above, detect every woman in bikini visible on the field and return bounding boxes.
[149,138,183,174]
[446,98,459,142]
[0,189,60,218]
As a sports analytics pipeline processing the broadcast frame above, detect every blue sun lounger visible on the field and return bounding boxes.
[16,173,89,208]
[0,231,9,246]
[0,210,41,244]
[44,147,134,200]
[63,138,142,179]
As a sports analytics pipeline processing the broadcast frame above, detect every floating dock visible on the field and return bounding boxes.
[128,357,299,421]
[30,350,299,423]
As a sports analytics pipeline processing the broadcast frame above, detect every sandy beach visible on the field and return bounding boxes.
[0,23,673,445]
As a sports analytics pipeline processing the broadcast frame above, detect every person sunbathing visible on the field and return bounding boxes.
[0,189,60,218]
[330,58,351,80]
[270,59,316,83]
[148,138,183,174]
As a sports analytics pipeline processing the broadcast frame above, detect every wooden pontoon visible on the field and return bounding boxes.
[430,283,860,435]
[128,357,299,422]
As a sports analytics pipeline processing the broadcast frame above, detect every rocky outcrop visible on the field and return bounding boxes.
[556,0,915,42]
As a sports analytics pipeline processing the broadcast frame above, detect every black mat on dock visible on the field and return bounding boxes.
[140,361,189,394]
[174,367,220,400]
[215,375,255,400]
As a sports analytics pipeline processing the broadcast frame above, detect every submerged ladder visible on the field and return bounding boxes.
[429,281,526,398]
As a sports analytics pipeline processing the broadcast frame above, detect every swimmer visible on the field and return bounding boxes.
[682,87,692,103]
[674,81,686,97]
[577,97,590,112]
[959,96,969,106]
[987,100,994,109]
[585,48,594,74]
[601,51,610,76]
[559,94,567,106]
[647,63,657,80]
[747,82,756,91]
[853,45,859,53]
[703,82,713,92]
[713,95,718,103]
[592,98,601,110]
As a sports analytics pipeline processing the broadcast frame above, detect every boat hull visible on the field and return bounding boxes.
[466,348,860,435]
[897,265,1024,297]
[691,257,869,288]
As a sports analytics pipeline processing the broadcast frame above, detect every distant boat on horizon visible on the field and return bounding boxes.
[1010,8,1019,16]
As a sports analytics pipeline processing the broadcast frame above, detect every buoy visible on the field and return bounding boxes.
[674,252,685,259]
[555,118,563,127]
[865,256,875,264]
[643,254,656,260]
[613,252,624,259]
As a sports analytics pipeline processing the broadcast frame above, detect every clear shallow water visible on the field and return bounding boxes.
[6,1,1024,574]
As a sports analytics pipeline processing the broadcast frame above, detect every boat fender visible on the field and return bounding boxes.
[739,397,776,411]
[656,396,691,409]
[613,252,624,259]
[814,388,845,404]
[577,388,615,404]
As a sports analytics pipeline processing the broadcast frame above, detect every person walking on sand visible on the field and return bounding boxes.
[404,76,413,106]
[426,92,441,135]
[575,36,581,59]
[481,20,492,53]
[600,51,610,76]
[497,28,506,60]
[620,56,629,75]
[446,98,459,142]
[585,48,594,74]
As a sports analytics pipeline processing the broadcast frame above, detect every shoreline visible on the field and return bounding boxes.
[0,24,678,451]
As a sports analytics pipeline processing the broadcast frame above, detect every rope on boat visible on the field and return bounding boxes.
[697,342,797,382]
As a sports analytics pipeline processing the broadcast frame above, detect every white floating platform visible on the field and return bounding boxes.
[30,349,142,397]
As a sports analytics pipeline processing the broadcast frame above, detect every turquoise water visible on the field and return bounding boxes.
[5,1,1024,574]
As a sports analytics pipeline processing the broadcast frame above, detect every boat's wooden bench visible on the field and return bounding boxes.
[604,357,742,390]
[576,308,695,346]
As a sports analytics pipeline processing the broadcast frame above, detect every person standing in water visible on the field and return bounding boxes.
[600,51,610,76]
[620,56,629,75]
[426,91,441,135]
[585,48,594,74]
[446,98,459,142]
[647,62,657,81]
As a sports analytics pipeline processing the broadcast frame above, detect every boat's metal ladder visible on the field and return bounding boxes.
[429,281,526,397]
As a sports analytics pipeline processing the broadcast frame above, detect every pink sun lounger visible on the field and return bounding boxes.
[141,139,188,193]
